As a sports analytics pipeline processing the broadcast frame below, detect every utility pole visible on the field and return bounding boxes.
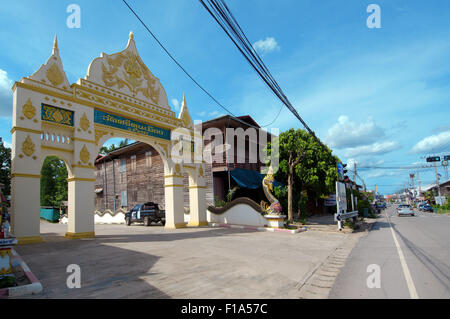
[353,162,357,186]
[417,171,421,198]
[444,162,449,181]
[434,162,442,198]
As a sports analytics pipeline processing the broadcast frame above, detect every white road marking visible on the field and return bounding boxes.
[385,211,419,299]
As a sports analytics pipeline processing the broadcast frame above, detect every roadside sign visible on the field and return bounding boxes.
[324,194,336,206]
[426,156,440,162]
[442,160,448,167]
[334,211,358,221]
[435,196,447,206]
[336,181,347,212]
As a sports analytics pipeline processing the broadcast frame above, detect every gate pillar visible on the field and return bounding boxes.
[188,164,207,226]
[163,163,186,229]
[10,105,43,244]
[65,177,95,238]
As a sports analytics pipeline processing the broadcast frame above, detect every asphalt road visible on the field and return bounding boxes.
[330,206,450,299]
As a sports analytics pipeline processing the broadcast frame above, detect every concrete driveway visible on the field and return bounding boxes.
[14,220,359,298]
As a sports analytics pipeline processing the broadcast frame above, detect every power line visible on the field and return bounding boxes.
[198,0,325,147]
[121,0,281,129]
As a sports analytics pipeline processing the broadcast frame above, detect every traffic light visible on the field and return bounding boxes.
[426,156,440,162]
[343,163,348,174]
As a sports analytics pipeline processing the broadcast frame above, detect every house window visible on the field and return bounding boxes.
[121,191,127,207]
[120,158,126,173]
[131,155,136,172]
[145,151,152,167]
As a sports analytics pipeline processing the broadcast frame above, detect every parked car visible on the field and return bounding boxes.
[422,204,433,212]
[397,204,414,217]
[125,202,166,226]
[376,202,386,210]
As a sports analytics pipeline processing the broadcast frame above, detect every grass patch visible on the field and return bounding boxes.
[0,276,15,289]
[436,208,450,215]
[343,220,360,230]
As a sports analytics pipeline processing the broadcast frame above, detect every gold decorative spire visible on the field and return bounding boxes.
[52,34,59,55]
[178,93,192,128]
[129,31,134,40]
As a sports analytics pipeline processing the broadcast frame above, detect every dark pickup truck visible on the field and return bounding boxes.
[125,202,165,226]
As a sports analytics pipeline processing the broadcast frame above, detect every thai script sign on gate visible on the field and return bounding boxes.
[94,109,170,140]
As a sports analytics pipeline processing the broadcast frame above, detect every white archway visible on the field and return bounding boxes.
[10,33,206,244]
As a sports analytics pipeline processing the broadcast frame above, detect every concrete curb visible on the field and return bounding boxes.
[0,249,43,297]
[209,223,307,234]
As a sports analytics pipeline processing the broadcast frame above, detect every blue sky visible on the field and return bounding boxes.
[1,0,449,194]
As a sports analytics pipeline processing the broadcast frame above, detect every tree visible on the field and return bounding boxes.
[268,129,338,222]
[99,138,130,155]
[40,156,68,207]
[0,140,11,196]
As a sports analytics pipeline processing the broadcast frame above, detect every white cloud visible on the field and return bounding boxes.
[197,111,206,117]
[367,170,401,178]
[171,98,180,112]
[253,37,280,55]
[0,69,13,118]
[2,140,11,148]
[345,141,400,157]
[411,130,450,154]
[347,158,384,169]
[326,115,385,149]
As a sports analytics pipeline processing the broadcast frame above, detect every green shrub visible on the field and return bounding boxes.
[214,196,227,208]
[0,276,15,289]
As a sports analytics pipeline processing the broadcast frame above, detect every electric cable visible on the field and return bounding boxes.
[121,0,282,129]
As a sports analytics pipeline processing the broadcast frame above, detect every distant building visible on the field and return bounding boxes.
[420,180,450,198]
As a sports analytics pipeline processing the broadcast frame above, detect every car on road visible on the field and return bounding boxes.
[397,204,414,217]
[125,202,166,226]
[422,204,434,212]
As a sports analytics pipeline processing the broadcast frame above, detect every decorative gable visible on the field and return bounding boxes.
[27,35,71,91]
[85,32,170,110]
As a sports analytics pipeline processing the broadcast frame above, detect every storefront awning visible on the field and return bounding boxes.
[230,168,283,189]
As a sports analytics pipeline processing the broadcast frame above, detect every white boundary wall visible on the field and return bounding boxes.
[207,204,268,227]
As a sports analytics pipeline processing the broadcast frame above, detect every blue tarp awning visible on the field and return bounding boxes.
[230,168,283,189]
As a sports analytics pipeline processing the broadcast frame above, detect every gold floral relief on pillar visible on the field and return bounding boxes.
[198,166,204,178]
[80,113,90,131]
[79,145,90,164]
[46,63,64,86]
[22,135,35,157]
[22,98,36,120]
[174,163,181,175]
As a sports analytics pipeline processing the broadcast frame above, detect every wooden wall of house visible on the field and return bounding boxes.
[95,143,214,212]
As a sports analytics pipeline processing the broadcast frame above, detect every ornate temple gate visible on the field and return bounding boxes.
[10,33,207,244]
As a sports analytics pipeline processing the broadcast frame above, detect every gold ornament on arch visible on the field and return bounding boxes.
[22,135,35,157]
[80,113,90,131]
[101,50,160,104]
[46,63,64,86]
[22,98,36,120]
[80,145,90,164]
